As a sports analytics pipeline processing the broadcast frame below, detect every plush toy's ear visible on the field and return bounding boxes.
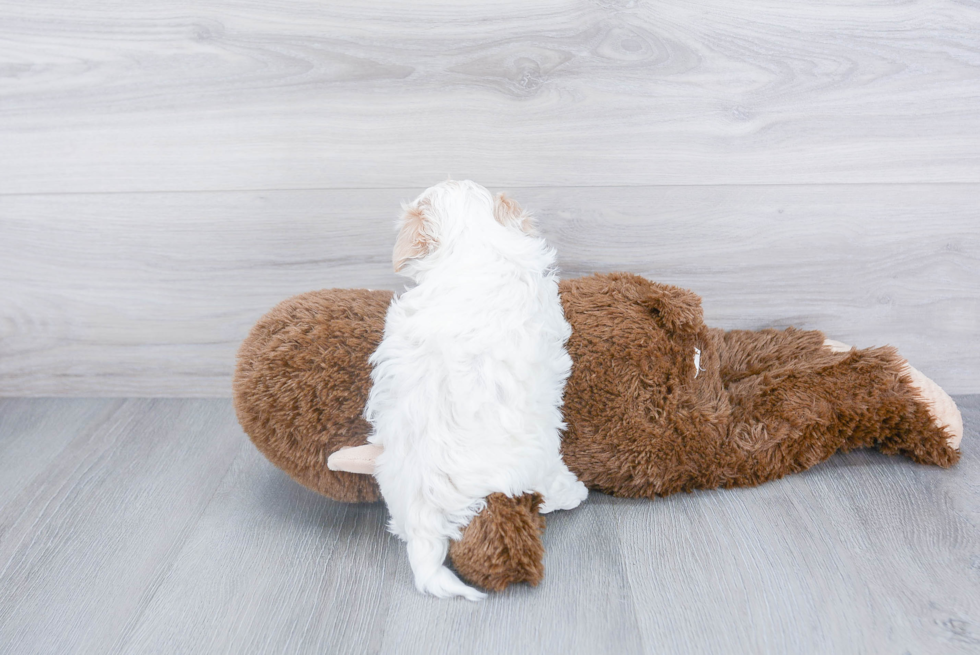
[393,199,436,272]
[493,193,538,236]
[449,493,546,592]
[640,283,704,334]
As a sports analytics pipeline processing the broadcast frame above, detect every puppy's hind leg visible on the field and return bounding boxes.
[538,460,588,513]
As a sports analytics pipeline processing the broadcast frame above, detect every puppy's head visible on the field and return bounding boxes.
[392,181,537,276]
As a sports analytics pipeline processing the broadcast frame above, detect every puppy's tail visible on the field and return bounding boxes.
[407,537,486,601]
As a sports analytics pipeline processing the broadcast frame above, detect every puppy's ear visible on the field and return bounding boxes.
[393,200,435,272]
[494,193,538,236]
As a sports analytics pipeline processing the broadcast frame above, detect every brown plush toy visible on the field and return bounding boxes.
[233,272,963,594]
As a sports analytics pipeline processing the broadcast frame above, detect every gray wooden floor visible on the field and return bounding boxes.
[0,397,977,654]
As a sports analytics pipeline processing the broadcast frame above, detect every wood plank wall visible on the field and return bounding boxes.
[1,0,978,395]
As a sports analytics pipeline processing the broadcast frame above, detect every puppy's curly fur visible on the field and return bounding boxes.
[364,181,587,600]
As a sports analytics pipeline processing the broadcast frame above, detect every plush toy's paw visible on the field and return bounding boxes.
[823,338,963,451]
[418,566,487,601]
[326,444,383,474]
[823,338,852,354]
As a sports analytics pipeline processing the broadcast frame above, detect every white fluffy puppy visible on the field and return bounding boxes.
[364,180,588,601]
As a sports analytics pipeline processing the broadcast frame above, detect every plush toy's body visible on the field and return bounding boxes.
[234,272,961,593]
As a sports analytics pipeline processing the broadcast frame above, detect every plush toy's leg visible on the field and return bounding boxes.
[717,328,959,488]
[824,339,963,451]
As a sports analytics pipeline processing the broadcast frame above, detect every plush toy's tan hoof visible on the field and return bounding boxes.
[902,363,963,451]
[823,339,963,451]
[326,444,383,475]
[823,339,852,354]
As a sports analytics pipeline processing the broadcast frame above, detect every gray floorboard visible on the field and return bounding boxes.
[0,397,977,654]
[0,399,244,655]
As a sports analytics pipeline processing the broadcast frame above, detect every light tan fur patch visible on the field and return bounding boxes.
[494,193,538,236]
[393,201,434,272]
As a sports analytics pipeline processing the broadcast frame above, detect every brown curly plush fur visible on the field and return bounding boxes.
[233,288,391,503]
[448,493,547,592]
[233,273,958,592]
[558,273,957,501]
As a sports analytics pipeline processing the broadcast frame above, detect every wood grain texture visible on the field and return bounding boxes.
[1,0,979,193]
[0,399,245,654]
[616,448,980,653]
[0,398,115,504]
[1,185,977,396]
[121,445,400,654]
[0,396,977,654]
